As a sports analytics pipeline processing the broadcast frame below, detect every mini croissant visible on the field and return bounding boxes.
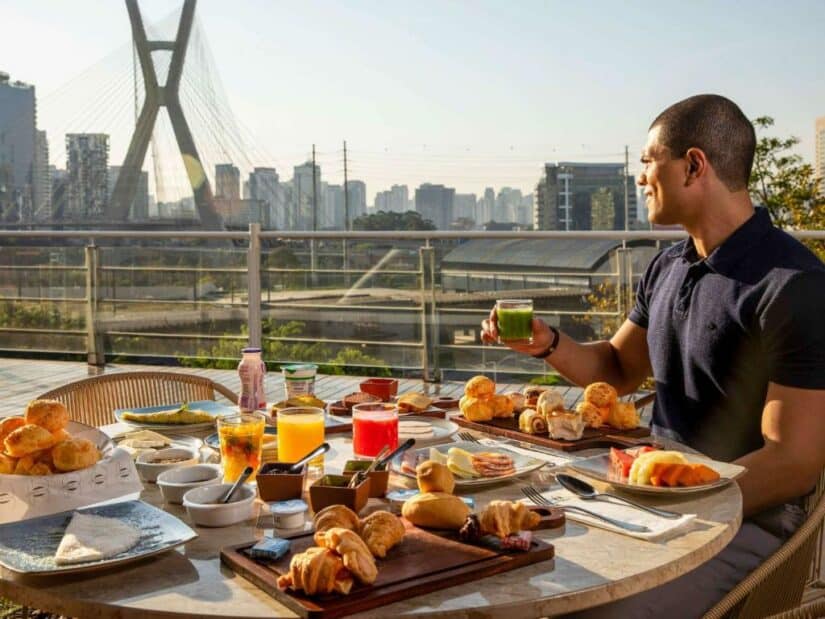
[313,505,360,543]
[277,547,353,595]
[314,527,378,585]
[478,500,541,539]
[359,511,405,558]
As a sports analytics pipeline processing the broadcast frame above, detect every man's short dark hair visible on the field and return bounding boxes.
[650,94,755,191]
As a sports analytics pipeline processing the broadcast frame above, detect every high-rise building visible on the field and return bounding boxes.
[478,187,495,224]
[533,162,636,231]
[324,183,345,229]
[108,166,149,220]
[66,133,109,219]
[415,183,455,230]
[816,116,825,184]
[248,167,282,229]
[292,161,321,230]
[0,72,36,221]
[453,193,477,222]
[33,130,50,220]
[346,180,367,221]
[49,167,68,220]
[374,184,410,213]
[590,187,615,230]
[215,163,240,200]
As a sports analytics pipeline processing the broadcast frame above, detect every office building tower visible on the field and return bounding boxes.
[590,187,615,230]
[373,184,410,213]
[215,163,240,200]
[534,162,636,231]
[453,193,477,222]
[346,180,367,221]
[415,183,455,230]
[292,161,321,230]
[479,187,495,224]
[66,133,109,219]
[33,130,50,220]
[324,183,345,229]
[816,116,825,184]
[0,72,36,221]
[248,167,283,228]
[108,166,149,220]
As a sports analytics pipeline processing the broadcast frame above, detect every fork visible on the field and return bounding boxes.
[521,486,650,533]
[457,432,479,443]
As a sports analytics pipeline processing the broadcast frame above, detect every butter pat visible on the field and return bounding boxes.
[248,537,290,561]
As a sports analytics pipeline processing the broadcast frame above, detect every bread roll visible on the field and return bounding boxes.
[459,397,493,422]
[51,428,71,443]
[28,462,53,476]
[402,492,470,530]
[14,454,36,475]
[4,424,58,457]
[504,392,527,413]
[0,453,18,474]
[584,382,618,409]
[606,401,639,430]
[25,399,69,432]
[416,460,455,494]
[575,401,604,429]
[490,394,515,419]
[464,375,495,399]
[536,389,565,416]
[52,438,100,472]
[0,416,26,445]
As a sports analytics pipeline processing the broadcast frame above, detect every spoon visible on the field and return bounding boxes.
[376,438,416,470]
[555,473,682,519]
[349,445,390,488]
[220,466,254,504]
[287,442,331,473]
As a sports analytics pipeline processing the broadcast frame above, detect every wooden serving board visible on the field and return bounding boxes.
[454,414,655,452]
[327,402,447,420]
[221,518,556,619]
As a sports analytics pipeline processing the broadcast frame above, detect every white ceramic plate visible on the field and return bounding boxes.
[568,452,746,495]
[0,500,197,575]
[391,440,546,488]
[397,416,458,447]
[113,400,235,431]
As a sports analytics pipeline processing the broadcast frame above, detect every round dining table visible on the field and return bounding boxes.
[0,424,742,619]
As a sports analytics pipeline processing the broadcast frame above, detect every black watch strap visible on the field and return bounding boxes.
[532,326,560,359]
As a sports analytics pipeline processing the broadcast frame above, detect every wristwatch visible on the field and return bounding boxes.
[531,326,560,359]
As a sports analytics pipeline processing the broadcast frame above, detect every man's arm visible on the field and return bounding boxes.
[735,383,825,517]
[481,310,651,395]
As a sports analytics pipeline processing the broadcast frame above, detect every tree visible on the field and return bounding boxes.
[750,116,824,259]
[353,210,436,231]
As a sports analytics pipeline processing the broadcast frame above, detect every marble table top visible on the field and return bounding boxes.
[0,423,741,619]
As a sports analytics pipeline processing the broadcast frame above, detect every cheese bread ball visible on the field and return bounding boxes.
[4,424,57,458]
[28,462,53,476]
[52,438,100,472]
[490,393,515,418]
[0,453,17,474]
[575,401,604,429]
[459,396,494,423]
[13,454,36,475]
[464,375,495,399]
[583,382,618,409]
[0,416,26,446]
[607,401,640,430]
[25,399,69,433]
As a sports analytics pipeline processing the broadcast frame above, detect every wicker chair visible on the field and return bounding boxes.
[764,598,825,619]
[36,371,237,428]
[703,470,825,619]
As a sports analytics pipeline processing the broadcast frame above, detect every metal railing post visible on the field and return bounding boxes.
[85,245,104,368]
[247,223,262,348]
[616,247,633,320]
[418,245,431,381]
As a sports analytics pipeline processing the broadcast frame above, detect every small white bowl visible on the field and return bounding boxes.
[182,483,256,527]
[136,447,199,483]
[157,464,222,504]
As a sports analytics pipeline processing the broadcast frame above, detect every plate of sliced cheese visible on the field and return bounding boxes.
[0,499,197,574]
[114,400,235,431]
[392,440,546,488]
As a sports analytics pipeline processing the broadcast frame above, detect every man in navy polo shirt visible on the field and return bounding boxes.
[482,94,825,617]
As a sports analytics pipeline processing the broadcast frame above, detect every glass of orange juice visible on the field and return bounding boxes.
[277,406,325,474]
[218,412,266,483]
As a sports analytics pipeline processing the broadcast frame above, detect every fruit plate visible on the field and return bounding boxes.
[568,452,746,495]
[113,400,236,431]
[391,440,546,488]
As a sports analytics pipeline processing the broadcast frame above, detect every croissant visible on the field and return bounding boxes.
[277,547,353,595]
[314,527,377,584]
[359,511,405,558]
[313,504,360,542]
[478,500,541,539]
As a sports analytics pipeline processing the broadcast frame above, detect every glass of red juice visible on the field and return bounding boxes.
[352,403,399,459]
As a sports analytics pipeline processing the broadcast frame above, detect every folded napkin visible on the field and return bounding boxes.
[476,438,573,467]
[524,488,696,541]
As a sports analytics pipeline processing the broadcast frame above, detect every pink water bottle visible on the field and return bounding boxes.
[238,347,266,411]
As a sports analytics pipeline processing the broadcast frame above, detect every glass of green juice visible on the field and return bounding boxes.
[496,299,534,344]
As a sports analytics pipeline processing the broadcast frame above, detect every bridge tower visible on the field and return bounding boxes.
[109,0,222,228]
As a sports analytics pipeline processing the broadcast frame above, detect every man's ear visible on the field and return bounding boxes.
[685,147,707,185]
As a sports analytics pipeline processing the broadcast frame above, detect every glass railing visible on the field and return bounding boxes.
[1,226,822,381]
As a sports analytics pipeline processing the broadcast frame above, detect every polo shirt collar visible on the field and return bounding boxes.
[680,208,773,274]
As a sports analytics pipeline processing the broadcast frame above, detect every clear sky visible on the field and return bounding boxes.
[2,0,823,200]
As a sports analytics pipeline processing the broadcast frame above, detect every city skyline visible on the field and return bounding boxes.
[1,0,823,200]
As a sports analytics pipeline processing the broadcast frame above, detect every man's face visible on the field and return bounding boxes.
[638,126,687,226]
